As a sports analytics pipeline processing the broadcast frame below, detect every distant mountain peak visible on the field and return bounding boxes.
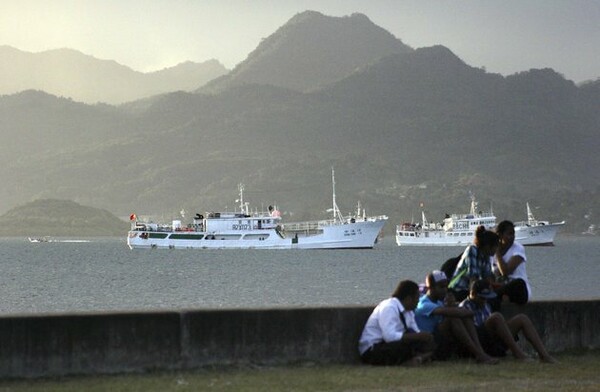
[287,10,373,25]
[413,45,467,66]
[286,9,327,23]
[201,10,412,93]
[41,47,87,55]
[348,12,372,20]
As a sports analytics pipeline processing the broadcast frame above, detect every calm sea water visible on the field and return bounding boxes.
[1,236,599,315]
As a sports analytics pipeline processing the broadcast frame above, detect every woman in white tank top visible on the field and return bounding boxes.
[492,220,530,309]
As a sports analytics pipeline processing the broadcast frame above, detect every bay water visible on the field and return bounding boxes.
[1,236,599,315]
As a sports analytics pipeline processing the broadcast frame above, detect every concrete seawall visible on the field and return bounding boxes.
[1,301,599,379]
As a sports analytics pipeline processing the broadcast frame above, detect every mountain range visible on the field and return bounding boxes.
[0,11,598,235]
[0,45,228,104]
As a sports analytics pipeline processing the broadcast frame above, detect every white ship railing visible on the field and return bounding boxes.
[450,212,496,221]
[284,215,387,232]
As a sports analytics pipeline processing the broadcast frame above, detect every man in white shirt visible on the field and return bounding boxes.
[358,280,434,366]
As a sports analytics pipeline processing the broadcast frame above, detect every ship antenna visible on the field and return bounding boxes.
[331,167,344,223]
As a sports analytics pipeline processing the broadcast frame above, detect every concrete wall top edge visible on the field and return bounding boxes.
[1,300,599,320]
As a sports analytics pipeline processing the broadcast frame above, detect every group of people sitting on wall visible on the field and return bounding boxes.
[359,220,557,367]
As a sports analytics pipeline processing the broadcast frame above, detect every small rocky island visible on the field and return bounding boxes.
[0,199,129,237]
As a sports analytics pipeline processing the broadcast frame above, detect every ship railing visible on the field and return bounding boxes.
[513,220,532,227]
[284,215,387,232]
[514,219,556,227]
[451,212,495,219]
[132,223,173,232]
[284,220,328,232]
[205,210,280,219]
[422,224,444,231]
[363,215,389,222]
[398,221,441,231]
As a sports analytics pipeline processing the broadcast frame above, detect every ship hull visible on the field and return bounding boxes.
[514,222,564,246]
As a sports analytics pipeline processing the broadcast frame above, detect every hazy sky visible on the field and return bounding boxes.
[1,0,598,83]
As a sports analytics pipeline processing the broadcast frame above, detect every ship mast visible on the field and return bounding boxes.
[331,168,344,223]
[238,183,249,215]
[526,202,536,224]
[469,193,478,216]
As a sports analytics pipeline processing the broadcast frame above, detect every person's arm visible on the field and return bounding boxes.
[495,253,524,276]
[431,305,474,318]
[402,311,434,343]
[401,331,434,343]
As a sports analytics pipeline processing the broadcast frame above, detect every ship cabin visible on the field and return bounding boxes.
[131,210,282,234]
[444,212,496,231]
[197,212,281,233]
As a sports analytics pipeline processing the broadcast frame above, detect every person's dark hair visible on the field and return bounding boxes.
[391,280,420,300]
[474,225,499,248]
[496,220,515,236]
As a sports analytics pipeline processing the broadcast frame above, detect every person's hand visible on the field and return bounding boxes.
[497,240,510,255]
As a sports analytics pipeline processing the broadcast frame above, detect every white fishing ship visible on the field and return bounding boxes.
[127,170,387,250]
[396,197,565,247]
[28,236,52,243]
[395,195,495,246]
[28,237,90,243]
[514,203,565,246]
[582,224,597,236]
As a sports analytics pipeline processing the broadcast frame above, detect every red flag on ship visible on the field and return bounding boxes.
[129,213,137,221]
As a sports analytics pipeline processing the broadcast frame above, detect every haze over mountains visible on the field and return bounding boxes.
[0,45,228,104]
[1,11,598,234]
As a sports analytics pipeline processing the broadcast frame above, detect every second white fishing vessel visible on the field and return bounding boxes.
[396,198,565,247]
[127,170,387,250]
[514,203,565,246]
[395,195,496,246]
